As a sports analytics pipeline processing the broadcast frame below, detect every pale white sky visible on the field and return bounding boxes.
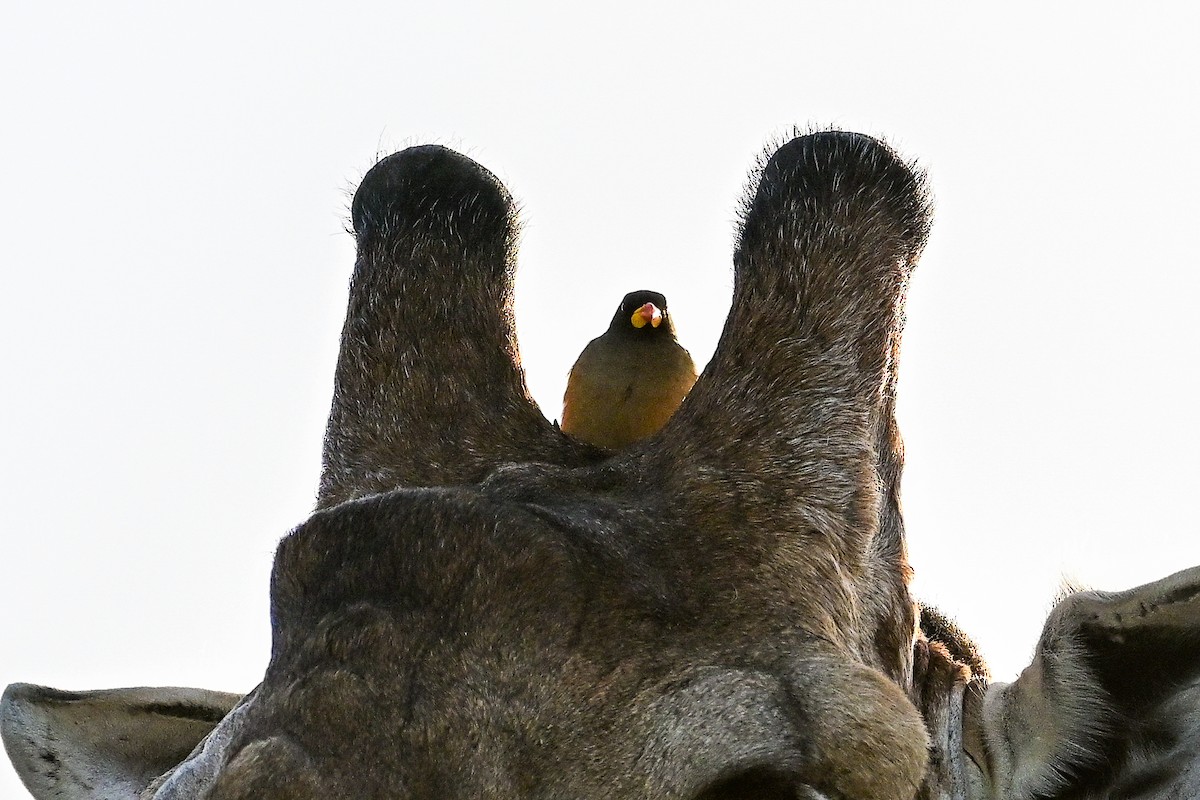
[3,3,1199,797]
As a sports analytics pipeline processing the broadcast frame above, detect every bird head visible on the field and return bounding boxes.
[611,290,673,337]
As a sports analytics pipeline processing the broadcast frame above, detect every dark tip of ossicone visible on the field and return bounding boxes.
[350,145,514,242]
[760,131,912,193]
[741,131,932,251]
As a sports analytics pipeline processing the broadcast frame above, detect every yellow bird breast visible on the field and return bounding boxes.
[561,338,697,451]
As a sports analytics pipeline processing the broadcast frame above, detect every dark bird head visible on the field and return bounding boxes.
[609,289,676,338]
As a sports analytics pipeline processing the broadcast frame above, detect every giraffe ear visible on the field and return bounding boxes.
[1,683,241,800]
[977,565,1200,799]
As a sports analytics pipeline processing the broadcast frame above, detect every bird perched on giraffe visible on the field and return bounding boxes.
[560,290,698,451]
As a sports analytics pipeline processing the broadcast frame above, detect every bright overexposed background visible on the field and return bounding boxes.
[3,4,1198,797]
